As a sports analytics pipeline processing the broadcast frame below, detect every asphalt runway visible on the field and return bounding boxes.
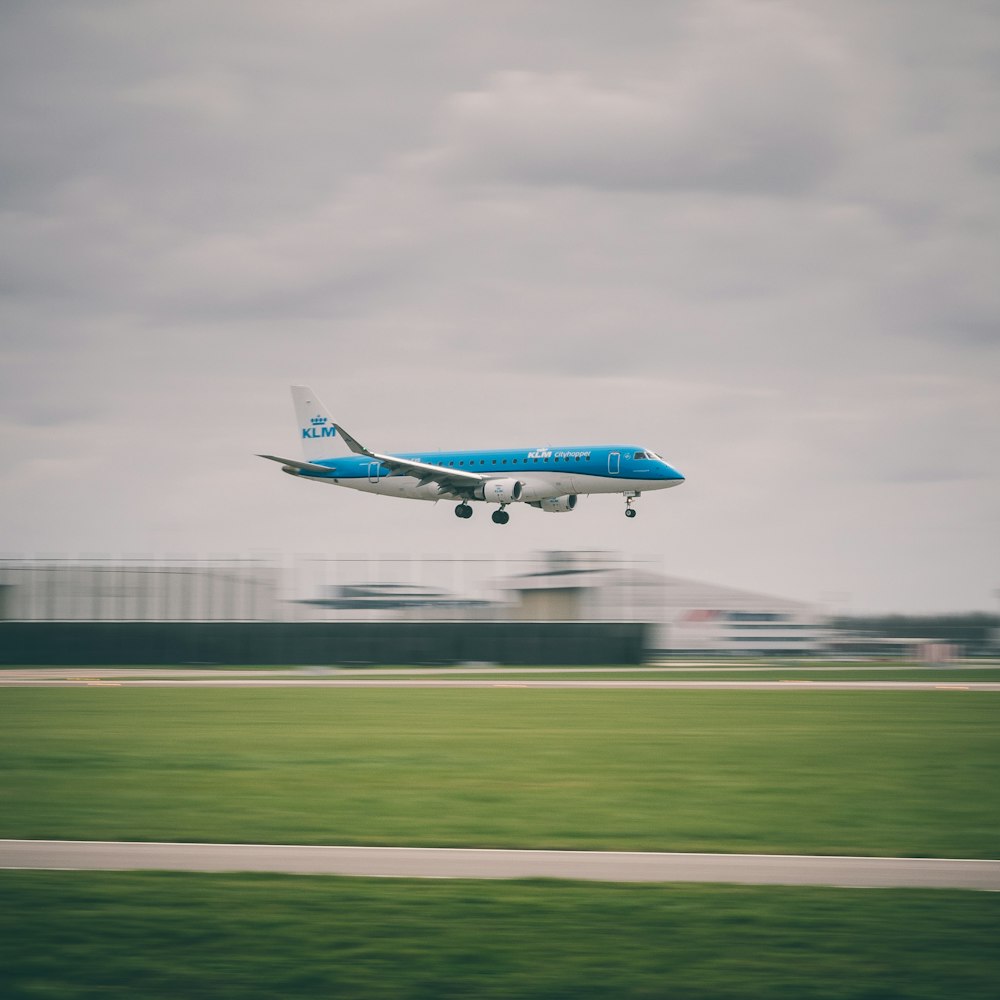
[9,664,999,678]
[4,679,999,690]
[2,668,998,690]
[2,840,997,889]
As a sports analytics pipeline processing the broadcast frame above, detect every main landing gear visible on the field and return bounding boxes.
[455,503,510,523]
[465,496,631,521]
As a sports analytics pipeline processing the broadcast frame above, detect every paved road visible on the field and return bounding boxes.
[5,664,998,679]
[2,840,997,889]
[3,679,998,690]
[1,669,998,690]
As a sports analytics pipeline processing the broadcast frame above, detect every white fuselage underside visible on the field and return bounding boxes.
[310,472,679,503]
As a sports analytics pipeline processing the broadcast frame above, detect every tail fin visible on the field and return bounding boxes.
[291,385,351,461]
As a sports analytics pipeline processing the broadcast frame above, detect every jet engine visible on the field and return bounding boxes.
[529,495,578,513]
[478,478,524,503]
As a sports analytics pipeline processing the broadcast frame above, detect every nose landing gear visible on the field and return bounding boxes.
[624,491,639,518]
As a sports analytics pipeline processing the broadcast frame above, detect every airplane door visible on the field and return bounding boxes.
[608,451,620,475]
[367,462,381,484]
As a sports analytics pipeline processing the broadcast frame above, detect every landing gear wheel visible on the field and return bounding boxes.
[455,503,473,519]
[491,509,510,524]
[625,507,637,518]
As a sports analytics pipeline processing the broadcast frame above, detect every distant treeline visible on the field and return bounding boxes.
[832,614,999,656]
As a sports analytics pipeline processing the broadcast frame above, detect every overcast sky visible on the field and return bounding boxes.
[1,1,998,613]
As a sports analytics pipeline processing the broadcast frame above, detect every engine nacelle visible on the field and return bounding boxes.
[530,495,578,513]
[478,478,524,503]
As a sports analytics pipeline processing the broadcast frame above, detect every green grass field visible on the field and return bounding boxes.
[1,872,998,1000]
[4,685,999,999]
[2,687,998,857]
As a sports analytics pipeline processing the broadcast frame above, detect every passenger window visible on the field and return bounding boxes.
[512,459,518,464]
[502,459,507,464]
[492,459,496,465]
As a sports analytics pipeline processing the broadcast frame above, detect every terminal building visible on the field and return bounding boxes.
[496,552,824,656]
[0,552,826,657]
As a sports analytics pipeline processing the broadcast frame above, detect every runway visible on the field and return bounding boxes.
[2,840,997,890]
[1,668,998,690]
[3,679,999,690]
[10,664,1000,678]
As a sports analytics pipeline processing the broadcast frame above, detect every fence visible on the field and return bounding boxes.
[0,621,648,666]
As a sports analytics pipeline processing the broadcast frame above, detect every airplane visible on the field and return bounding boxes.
[259,385,685,523]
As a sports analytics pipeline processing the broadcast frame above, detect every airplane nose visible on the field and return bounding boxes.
[663,463,685,482]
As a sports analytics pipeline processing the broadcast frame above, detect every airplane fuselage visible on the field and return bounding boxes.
[295,444,684,503]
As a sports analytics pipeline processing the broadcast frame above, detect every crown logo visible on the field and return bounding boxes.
[311,415,327,426]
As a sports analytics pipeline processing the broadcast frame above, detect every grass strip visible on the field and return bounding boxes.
[2,688,998,858]
[1,871,998,999]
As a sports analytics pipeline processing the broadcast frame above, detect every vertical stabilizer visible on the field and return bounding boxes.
[291,385,349,461]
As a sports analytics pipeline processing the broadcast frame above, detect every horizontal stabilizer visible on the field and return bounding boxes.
[258,454,334,475]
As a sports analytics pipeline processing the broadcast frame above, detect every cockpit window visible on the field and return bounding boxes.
[633,451,648,460]
[646,450,662,461]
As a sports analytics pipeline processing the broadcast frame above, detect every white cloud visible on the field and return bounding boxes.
[429,3,859,193]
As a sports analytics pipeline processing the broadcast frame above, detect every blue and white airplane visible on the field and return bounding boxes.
[259,386,685,523]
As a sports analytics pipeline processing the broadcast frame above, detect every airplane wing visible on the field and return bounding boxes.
[258,454,336,475]
[332,423,485,494]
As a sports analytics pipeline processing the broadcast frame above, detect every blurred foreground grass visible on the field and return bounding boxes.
[1,872,997,1000]
[2,688,998,857]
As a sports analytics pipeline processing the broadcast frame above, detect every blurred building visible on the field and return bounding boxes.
[498,552,824,655]
[302,583,493,614]
[0,553,825,656]
[0,559,280,621]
